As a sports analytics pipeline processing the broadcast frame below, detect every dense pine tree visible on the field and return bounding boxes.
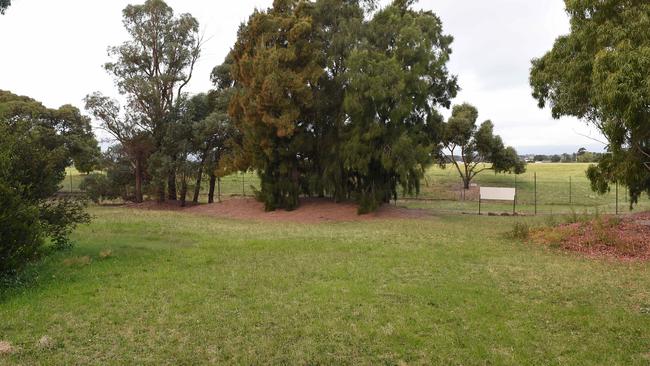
[224,0,458,212]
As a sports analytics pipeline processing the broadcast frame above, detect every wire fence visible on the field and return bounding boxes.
[60,166,650,215]
[398,169,650,215]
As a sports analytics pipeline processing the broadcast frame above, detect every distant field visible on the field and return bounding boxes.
[2,208,650,364]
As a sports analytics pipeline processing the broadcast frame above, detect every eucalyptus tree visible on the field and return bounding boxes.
[530,0,650,205]
[438,104,525,190]
[84,93,153,203]
[103,0,202,202]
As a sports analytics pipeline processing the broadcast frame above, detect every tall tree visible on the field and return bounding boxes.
[310,0,372,201]
[530,0,650,205]
[438,103,525,190]
[229,0,323,211]
[103,0,201,202]
[84,93,153,203]
[342,0,458,212]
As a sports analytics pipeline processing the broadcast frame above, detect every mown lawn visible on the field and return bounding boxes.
[2,207,650,364]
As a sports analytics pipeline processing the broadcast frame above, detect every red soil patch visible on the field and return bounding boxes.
[531,212,650,261]
[127,197,432,224]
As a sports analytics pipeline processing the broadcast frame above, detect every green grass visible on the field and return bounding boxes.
[2,207,650,364]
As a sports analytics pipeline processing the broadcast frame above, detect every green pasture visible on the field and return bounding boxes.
[2,207,650,364]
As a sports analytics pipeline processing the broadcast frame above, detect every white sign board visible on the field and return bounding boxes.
[480,187,516,201]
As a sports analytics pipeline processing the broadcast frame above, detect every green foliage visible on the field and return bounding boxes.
[342,1,457,212]
[39,198,91,251]
[0,183,42,277]
[93,0,202,202]
[227,0,457,212]
[229,0,323,210]
[0,91,96,275]
[439,103,526,189]
[79,174,121,204]
[530,0,650,205]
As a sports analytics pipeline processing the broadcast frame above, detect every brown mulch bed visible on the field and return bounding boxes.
[126,197,433,224]
[530,212,650,262]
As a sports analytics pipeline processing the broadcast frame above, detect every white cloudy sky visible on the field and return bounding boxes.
[0,0,605,154]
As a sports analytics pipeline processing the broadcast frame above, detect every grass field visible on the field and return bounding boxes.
[2,207,650,364]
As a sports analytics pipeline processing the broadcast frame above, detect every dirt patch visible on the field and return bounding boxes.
[128,198,433,224]
[531,212,650,261]
[0,341,15,355]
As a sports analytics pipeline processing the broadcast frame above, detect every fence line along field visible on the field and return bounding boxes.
[61,163,650,215]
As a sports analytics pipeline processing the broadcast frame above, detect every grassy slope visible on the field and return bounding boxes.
[2,207,650,364]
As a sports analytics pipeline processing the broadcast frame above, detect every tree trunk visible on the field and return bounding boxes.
[192,156,207,204]
[134,157,143,203]
[179,175,188,207]
[167,170,177,201]
[208,173,217,204]
[157,184,166,203]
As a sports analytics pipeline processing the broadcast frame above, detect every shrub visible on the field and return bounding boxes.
[0,183,43,277]
[80,173,120,204]
[39,198,91,251]
[506,222,531,240]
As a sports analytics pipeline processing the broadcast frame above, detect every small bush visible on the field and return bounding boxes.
[80,173,120,204]
[506,222,530,240]
[39,198,91,251]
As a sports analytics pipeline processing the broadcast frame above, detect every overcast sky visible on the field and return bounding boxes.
[0,0,605,154]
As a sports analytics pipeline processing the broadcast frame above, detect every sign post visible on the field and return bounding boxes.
[479,187,517,215]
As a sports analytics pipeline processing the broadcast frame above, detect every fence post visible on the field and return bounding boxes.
[514,175,517,215]
[242,172,245,197]
[534,172,537,216]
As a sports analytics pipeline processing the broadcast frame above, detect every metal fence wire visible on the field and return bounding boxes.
[398,170,648,215]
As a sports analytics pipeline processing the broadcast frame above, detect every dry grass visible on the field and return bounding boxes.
[0,341,15,355]
[62,256,92,267]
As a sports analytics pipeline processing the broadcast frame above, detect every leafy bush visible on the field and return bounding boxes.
[39,198,91,250]
[80,173,120,204]
[0,183,43,277]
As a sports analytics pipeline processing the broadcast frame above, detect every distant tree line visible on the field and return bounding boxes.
[529,148,604,164]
